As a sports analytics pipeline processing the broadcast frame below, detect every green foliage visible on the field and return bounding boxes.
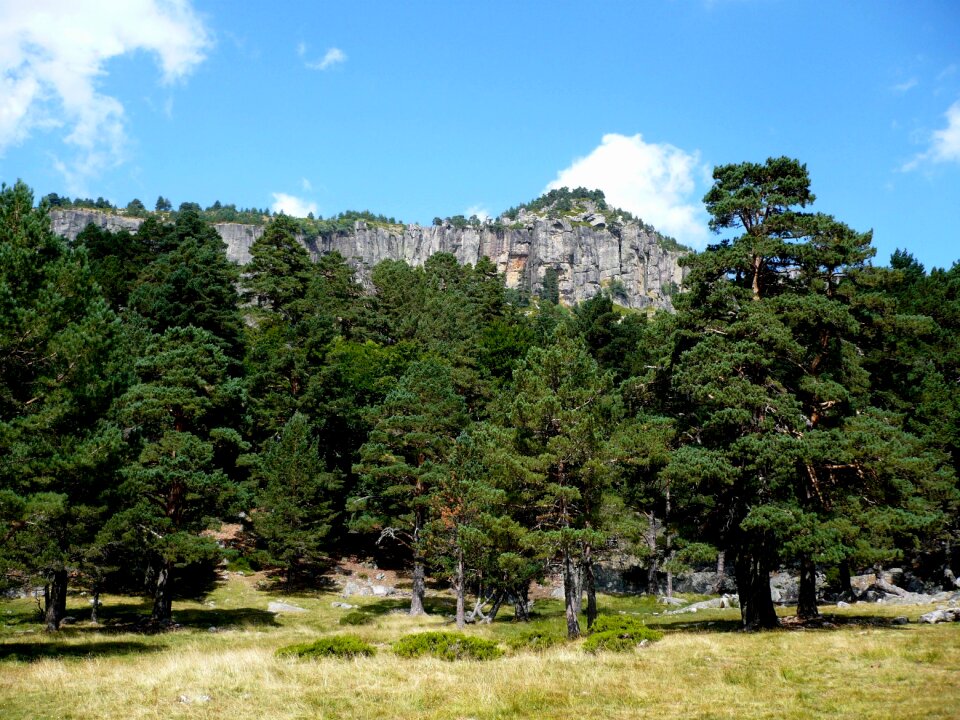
[127,209,244,359]
[251,413,341,580]
[0,181,124,628]
[503,187,609,219]
[392,632,502,661]
[583,615,663,653]
[338,611,373,626]
[243,214,313,319]
[506,626,568,652]
[277,635,376,659]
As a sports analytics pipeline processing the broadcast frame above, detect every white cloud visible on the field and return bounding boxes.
[271,192,317,218]
[546,133,710,247]
[0,0,210,193]
[902,99,960,170]
[306,47,347,71]
[465,204,490,221]
[891,78,918,93]
[301,177,313,192]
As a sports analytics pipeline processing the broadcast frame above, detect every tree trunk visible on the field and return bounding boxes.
[714,550,727,594]
[44,569,68,632]
[568,560,584,616]
[151,559,173,623]
[454,551,465,629]
[409,517,426,616]
[797,555,820,619]
[734,552,779,630]
[512,583,531,622]
[665,483,673,599]
[584,545,597,630]
[91,588,101,624]
[483,590,505,623]
[645,511,659,594]
[838,560,854,598]
[410,555,426,616]
[562,547,582,639]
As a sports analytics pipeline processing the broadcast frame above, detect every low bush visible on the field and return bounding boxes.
[393,631,502,661]
[506,626,567,652]
[277,634,376,659]
[338,611,372,626]
[583,615,663,654]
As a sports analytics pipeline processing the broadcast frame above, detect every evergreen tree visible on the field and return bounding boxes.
[352,359,468,615]
[508,329,614,637]
[252,413,341,583]
[112,326,247,622]
[243,214,313,320]
[0,181,123,630]
[669,158,956,626]
[128,209,244,359]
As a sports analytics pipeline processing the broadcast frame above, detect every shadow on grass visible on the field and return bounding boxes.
[255,575,338,597]
[351,596,457,618]
[172,607,280,629]
[0,639,162,662]
[44,602,281,634]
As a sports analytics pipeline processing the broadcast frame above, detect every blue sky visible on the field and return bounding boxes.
[2,0,958,269]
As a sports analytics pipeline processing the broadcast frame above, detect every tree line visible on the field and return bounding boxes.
[1,158,957,636]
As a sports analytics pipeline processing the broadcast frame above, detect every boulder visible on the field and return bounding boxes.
[918,608,960,624]
[267,601,307,614]
[665,594,738,615]
[657,596,687,606]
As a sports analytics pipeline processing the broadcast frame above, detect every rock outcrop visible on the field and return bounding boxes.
[50,208,143,238]
[51,207,687,311]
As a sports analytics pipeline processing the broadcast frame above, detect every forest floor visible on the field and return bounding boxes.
[1,572,958,720]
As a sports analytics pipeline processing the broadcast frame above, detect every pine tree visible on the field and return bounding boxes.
[252,413,341,583]
[508,329,614,637]
[0,181,123,630]
[112,326,247,622]
[669,158,956,627]
[353,359,468,615]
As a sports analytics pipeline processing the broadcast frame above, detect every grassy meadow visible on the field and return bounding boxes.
[1,575,958,720]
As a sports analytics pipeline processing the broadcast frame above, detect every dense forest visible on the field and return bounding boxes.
[1,157,957,638]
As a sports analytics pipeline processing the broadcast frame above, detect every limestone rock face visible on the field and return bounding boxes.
[50,209,687,311]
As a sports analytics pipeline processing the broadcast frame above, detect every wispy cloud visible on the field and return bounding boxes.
[301,177,313,192]
[271,192,317,217]
[938,64,957,81]
[546,133,711,247]
[307,48,347,71]
[299,44,347,71]
[891,78,919,93]
[465,205,490,221]
[0,0,210,194]
[902,99,960,171]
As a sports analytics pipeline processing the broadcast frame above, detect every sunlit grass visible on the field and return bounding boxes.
[1,577,958,719]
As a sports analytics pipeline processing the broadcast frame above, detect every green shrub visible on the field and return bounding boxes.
[506,626,567,652]
[339,611,372,626]
[277,634,376,659]
[583,615,663,654]
[393,631,502,661]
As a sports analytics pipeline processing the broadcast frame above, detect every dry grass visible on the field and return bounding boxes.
[2,577,958,719]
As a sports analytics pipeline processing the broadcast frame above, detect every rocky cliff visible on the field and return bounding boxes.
[51,207,687,311]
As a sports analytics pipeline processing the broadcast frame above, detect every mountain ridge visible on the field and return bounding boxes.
[50,197,688,311]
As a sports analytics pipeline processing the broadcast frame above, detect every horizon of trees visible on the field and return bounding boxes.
[2,158,957,636]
